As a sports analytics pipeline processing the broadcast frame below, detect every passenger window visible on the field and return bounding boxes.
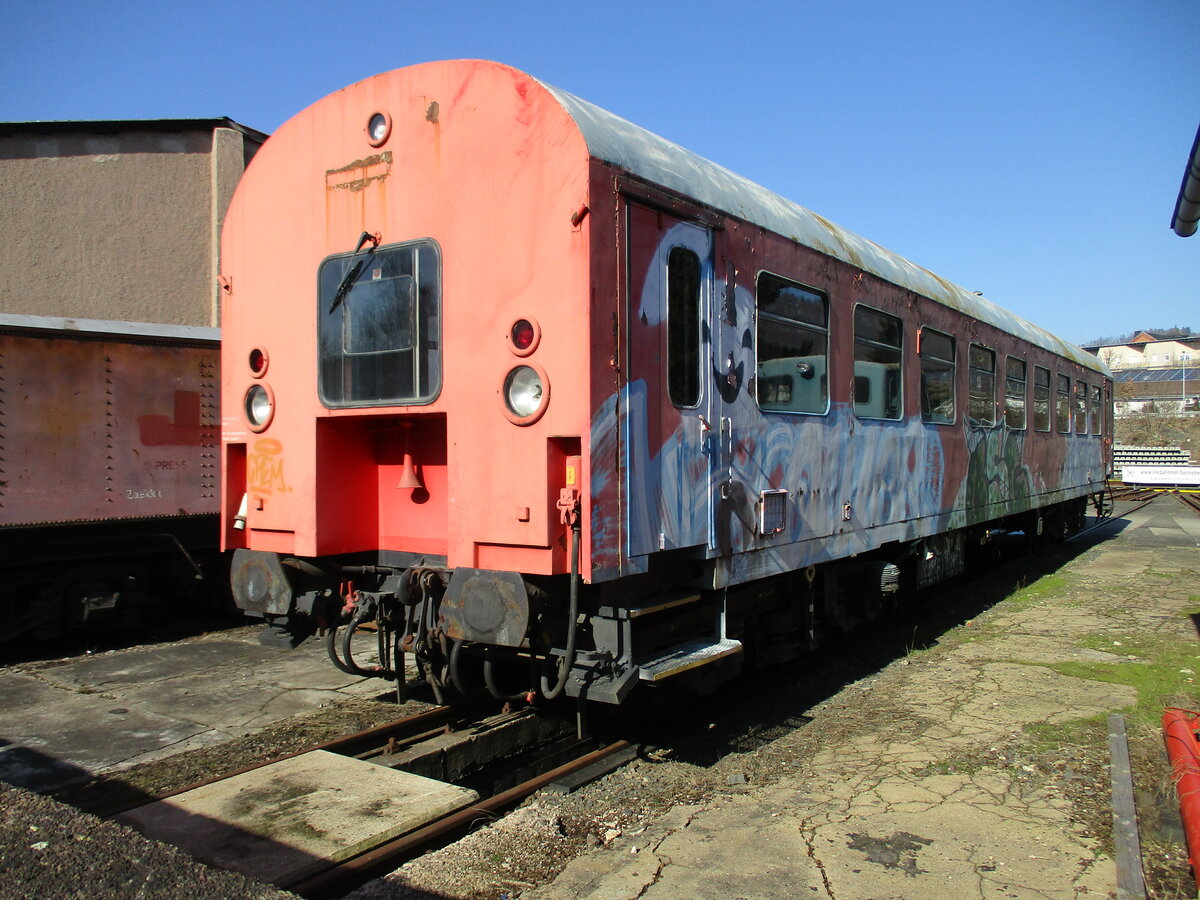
[666,247,701,408]
[919,328,955,424]
[1090,385,1102,435]
[1033,366,1051,431]
[1073,381,1087,434]
[756,273,829,414]
[853,306,902,420]
[318,240,441,407]
[1004,356,1026,429]
[1056,374,1071,433]
[968,345,996,426]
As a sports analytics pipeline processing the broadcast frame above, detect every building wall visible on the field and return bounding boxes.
[0,124,261,327]
[1096,338,1198,368]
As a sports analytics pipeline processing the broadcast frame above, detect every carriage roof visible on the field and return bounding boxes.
[540,77,1107,376]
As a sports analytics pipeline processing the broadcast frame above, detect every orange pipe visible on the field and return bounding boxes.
[1163,708,1200,889]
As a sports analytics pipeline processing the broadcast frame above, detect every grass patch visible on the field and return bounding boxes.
[1045,631,1200,729]
[1003,573,1071,609]
[1024,713,1108,754]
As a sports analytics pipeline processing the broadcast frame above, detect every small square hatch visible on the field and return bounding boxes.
[759,489,788,535]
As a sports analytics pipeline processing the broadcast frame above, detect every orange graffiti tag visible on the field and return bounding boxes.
[248,438,289,494]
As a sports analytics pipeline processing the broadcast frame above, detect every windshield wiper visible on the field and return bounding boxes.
[327,231,381,314]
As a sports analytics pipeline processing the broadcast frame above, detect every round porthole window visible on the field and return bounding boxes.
[366,111,391,147]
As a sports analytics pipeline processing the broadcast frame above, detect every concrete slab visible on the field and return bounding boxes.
[1080,549,1149,578]
[0,627,387,792]
[117,675,376,732]
[1149,527,1187,539]
[29,640,273,690]
[117,750,479,886]
[1170,513,1200,541]
[0,669,65,713]
[0,743,94,792]
[0,688,210,790]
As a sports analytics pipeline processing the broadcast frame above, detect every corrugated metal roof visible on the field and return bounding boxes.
[541,79,1108,376]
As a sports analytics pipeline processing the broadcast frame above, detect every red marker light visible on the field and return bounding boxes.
[249,348,266,375]
[511,319,535,351]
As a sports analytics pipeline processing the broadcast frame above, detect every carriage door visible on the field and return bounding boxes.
[624,201,713,559]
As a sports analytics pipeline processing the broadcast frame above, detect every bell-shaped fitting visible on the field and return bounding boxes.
[396,452,423,490]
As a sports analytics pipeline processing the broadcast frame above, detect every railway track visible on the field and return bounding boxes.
[108,699,635,898]
[1174,490,1200,514]
[1106,481,1200,515]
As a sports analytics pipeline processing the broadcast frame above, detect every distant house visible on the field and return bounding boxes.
[0,118,267,327]
[1081,331,1199,414]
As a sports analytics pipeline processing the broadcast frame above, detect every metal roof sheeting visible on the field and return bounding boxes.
[541,79,1108,376]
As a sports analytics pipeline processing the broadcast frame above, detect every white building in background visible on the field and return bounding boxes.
[1081,331,1199,415]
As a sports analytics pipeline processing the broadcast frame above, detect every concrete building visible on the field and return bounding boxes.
[0,119,267,327]
[1082,331,1199,414]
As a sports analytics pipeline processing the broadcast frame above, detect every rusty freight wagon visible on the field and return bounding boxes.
[220,60,1112,704]
[0,314,221,640]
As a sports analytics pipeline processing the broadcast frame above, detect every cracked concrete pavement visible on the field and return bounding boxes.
[0,626,380,792]
[525,499,1198,900]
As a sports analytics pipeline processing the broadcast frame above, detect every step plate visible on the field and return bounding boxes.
[637,638,743,682]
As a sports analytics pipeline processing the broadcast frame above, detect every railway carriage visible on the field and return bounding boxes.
[220,60,1112,703]
[1,315,221,640]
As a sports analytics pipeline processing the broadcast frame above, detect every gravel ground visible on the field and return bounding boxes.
[0,782,293,900]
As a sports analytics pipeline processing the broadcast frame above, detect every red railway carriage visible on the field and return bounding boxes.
[1,314,220,639]
[221,60,1111,703]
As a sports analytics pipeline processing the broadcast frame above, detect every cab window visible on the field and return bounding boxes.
[318,240,441,407]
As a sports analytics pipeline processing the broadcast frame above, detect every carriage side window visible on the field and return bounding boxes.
[666,247,701,408]
[1004,356,1026,429]
[968,344,996,426]
[318,240,441,407]
[1090,384,1102,435]
[1073,380,1087,435]
[1056,374,1071,433]
[919,327,955,424]
[853,306,902,419]
[1033,366,1051,431]
[756,273,829,414]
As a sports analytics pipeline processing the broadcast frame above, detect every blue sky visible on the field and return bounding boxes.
[3,0,1195,346]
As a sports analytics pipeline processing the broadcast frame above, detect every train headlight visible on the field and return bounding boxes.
[244,383,275,431]
[501,364,549,424]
